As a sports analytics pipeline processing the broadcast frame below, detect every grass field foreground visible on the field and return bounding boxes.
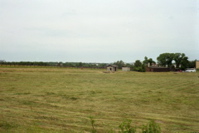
[0,67,199,132]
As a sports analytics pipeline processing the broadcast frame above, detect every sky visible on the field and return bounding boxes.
[0,0,198,63]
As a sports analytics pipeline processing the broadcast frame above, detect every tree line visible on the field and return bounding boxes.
[0,60,108,69]
[0,53,196,71]
[113,53,196,72]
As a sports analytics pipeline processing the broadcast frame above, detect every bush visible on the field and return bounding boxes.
[119,119,136,133]
[141,120,161,133]
[88,118,161,133]
[89,116,97,133]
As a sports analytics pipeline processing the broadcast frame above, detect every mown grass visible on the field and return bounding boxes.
[0,67,199,132]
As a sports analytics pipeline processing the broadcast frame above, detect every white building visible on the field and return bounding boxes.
[122,67,130,71]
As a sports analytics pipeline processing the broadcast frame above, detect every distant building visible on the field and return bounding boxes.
[196,60,199,69]
[122,67,130,71]
[107,65,118,72]
[146,66,170,72]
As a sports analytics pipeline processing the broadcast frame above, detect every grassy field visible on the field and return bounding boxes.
[0,67,199,133]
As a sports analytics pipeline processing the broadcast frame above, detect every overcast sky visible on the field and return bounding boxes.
[0,0,198,63]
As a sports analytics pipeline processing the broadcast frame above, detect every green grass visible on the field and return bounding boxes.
[0,67,199,132]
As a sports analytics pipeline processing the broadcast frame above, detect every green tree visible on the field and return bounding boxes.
[143,56,149,66]
[134,60,142,67]
[114,60,125,69]
[166,53,174,68]
[157,53,168,67]
[143,56,156,66]
[133,60,145,72]
[173,53,188,69]
[180,56,189,70]
[157,53,174,68]
[157,52,189,70]
[188,60,196,68]
[78,62,83,67]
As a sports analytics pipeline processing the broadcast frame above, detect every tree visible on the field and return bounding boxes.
[133,60,145,72]
[134,60,142,67]
[173,53,188,69]
[180,56,189,70]
[157,53,189,70]
[148,58,156,66]
[157,53,174,68]
[113,60,125,69]
[143,56,156,66]
[143,56,149,66]
[78,62,83,67]
[157,53,169,67]
[0,60,6,65]
[188,60,196,68]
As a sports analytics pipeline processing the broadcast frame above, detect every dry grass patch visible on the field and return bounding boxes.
[0,67,199,132]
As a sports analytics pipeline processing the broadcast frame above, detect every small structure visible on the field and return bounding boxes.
[196,60,199,69]
[107,65,118,72]
[146,66,170,72]
[122,67,130,71]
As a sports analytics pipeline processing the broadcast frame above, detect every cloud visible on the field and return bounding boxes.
[0,0,198,62]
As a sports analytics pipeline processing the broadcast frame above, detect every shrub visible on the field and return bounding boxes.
[141,120,161,133]
[87,118,161,133]
[119,119,136,133]
[89,116,97,133]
